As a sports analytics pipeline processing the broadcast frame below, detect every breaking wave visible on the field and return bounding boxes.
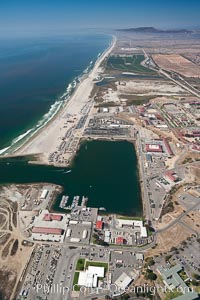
[0,53,102,155]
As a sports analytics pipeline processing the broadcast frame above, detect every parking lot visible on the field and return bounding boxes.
[64,221,92,244]
[70,207,98,222]
[109,250,143,283]
[18,245,81,300]
[88,246,110,262]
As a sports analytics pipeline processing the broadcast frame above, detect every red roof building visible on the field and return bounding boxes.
[43,214,63,221]
[146,144,163,153]
[163,138,174,156]
[164,171,178,183]
[96,221,103,230]
[116,237,124,245]
[32,227,63,235]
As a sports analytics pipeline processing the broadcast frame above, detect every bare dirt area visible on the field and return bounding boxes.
[177,151,200,166]
[190,163,200,184]
[94,79,186,107]
[116,79,185,96]
[146,223,192,256]
[182,210,200,233]
[0,186,34,300]
[153,54,200,77]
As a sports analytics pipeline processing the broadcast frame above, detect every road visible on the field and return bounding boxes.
[136,129,152,223]
[156,199,200,234]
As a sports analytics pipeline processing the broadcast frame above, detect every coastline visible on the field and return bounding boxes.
[0,35,116,165]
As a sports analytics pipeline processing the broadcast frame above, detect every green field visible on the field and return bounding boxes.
[106,55,156,74]
[76,258,85,271]
[73,272,80,291]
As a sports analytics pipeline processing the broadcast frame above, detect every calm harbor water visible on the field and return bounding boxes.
[0,140,142,216]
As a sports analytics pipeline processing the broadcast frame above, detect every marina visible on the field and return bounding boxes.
[59,195,88,210]
[0,140,142,216]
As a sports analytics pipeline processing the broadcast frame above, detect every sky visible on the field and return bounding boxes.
[0,0,200,36]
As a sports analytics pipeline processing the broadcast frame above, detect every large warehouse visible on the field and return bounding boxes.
[32,227,63,235]
[78,266,105,288]
[146,144,163,153]
[43,214,63,222]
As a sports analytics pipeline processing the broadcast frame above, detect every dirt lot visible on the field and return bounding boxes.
[153,54,200,78]
[146,223,192,256]
[117,79,185,96]
[0,186,34,300]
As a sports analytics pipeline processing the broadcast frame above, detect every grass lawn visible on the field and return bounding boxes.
[118,215,144,221]
[73,272,80,291]
[76,258,85,271]
[85,261,108,273]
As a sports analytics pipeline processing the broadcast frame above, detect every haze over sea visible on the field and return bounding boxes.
[0,33,111,152]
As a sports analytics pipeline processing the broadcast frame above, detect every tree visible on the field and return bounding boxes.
[144,269,157,281]
[193,273,200,280]
[191,280,199,286]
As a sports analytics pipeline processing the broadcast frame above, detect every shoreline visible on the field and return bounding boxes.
[0,35,116,163]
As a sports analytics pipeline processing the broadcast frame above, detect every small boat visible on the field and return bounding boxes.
[64,170,72,174]
[99,207,106,211]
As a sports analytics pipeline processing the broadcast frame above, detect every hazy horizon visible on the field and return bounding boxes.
[0,0,200,37]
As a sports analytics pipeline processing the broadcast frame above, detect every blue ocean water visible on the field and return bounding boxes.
[0,33,111,152]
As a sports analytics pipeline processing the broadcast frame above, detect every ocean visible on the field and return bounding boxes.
[0,33,142,215]
[0,33,111,153]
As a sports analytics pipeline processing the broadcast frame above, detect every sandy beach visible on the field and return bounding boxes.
[10,36,116,165]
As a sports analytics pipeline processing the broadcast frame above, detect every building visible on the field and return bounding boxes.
[163,138,174,156]
[104,231,111,243]
[114,272,132,290]
[40,189,49,199]
[82,230,88,239]
[96,220,103,230]
[157,264,188,291]
[116,219,143,228]
[116,237,125,245]
[146,144,163,153]
[43,214,63,222]
[164,171,178,183]
[32,227,63,235]
[146,154,152,162]
[66,228,71,238]
[136,253,144,261]
[158,265,199,300]
[78,266,105,288]
[140,226,147,238]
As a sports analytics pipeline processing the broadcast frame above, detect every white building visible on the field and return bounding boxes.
[116,219,143,228]
[40,189,48,199]
[78,266,105,288]
[114,272,132,290]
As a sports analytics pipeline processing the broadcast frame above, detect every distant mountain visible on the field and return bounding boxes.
[116,27,192,34]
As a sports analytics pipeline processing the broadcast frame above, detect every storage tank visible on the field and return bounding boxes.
[70,238,80,243]
[40,189,48,199]
[82,230,88,239]
[66,228,72,238]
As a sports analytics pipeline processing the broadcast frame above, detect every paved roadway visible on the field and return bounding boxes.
[156,199,200,234]
[136,129,152,223]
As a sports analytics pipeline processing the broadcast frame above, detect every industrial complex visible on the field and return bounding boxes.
[0,29,200,300]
